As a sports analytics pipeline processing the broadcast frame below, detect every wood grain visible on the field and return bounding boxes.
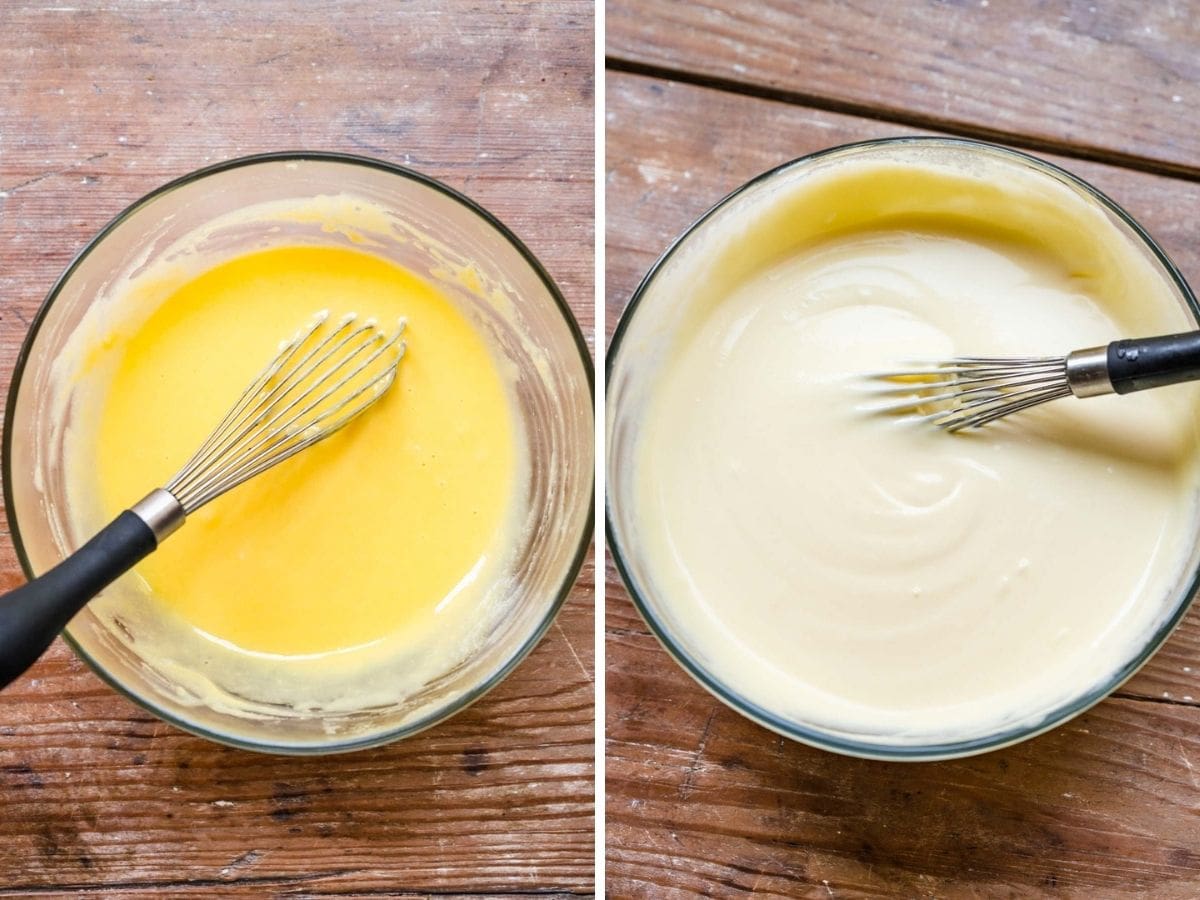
[0,1,594,895]
[605,69,1200,896]
[607,0,1200,178]
[0,0,594,358]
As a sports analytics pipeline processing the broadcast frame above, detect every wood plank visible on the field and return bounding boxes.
[607,0,1200,177]
[0,0,595,355]
[4,896,586,900]
[0,894,583,900]
[606,70,1200,896]
[0,1,594,894]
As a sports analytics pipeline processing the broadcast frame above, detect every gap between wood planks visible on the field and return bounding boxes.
[605,56,1200,184]
[1116,691,1200,708]
[0,873,592,897]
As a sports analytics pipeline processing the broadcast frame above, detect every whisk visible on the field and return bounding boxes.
[870,331,1200,431]
[0,310,405,688]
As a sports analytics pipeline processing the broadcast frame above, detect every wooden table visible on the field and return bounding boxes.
[0,3,594,896]
[606,3,1200,895]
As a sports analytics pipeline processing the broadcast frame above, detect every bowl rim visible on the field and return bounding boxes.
[605,135,1200,761]
[3,150,595,755]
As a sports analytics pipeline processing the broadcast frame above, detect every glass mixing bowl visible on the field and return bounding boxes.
[606,137,1200,760]
[5,152,594,754]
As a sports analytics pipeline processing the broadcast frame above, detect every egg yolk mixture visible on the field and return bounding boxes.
[79,245,520,680]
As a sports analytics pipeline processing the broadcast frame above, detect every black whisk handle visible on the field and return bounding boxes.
[1108,331,1200,395]
[0,512,157,689]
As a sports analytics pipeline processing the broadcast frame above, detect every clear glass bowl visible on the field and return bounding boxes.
[5,152,594,754]
[606,137,1200,760]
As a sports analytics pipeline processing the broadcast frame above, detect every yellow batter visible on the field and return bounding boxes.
[617,146,1200,747]
[67,244,524,711]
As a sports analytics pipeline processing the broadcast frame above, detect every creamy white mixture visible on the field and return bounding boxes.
[621,149,1200,746]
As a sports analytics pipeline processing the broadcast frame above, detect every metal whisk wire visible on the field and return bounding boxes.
[866,355,1073,431]
[166,310,406,512]
[869,331,1200,430]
